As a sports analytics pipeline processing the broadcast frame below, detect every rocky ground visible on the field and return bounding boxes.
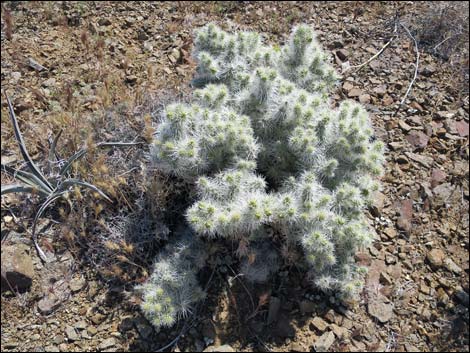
[1,1,469,352]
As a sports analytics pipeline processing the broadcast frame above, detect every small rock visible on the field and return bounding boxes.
[380,272,393,286]
[330,323,348,339]
[314,331,335,352]
[90,313,106,325]
[398,120,412,132]
[388,141,404,151]
[437,288,450,305]
[203,344,235,352]
[385,254,397,265]
[99,338,116,350]
[383,227,397,239]
[88,22,98,34]
[143,41,153,52]
[426,249,445,268]
[382,95,394,106]
[38,293,61,315]
[455,120,469,137]
[405,152,433,168]
[74,320,88,330]
[443,258,462,274]
[430,169,447,189]
[446,119,469,137]
[396,199,413,234]
[373,84,387,97]
[53,335,64,345]
[369,191,386,217]
[420,65,436,77]
[69,276,86,293]
[65,325,79,341]
[348,88,362,98]
[342,82,354,92]
[368,296,393,323]
[432,183,454,207]
[11,71,21,83]
[137,29,149,41]
[87,326,98,336]
[359,94,371,104]
[310,317,328,332]
[1,243,34,292]
[42,78,56,88]
[27,57,47,71]
[405,343,421,352]
[435,111,454,120]
[406,131,429,150]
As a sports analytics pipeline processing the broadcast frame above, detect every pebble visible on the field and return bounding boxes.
[426,249,445,268]
[74,320,88,330]
[443,258,462,274]
[65,325,79,341]
[99,337,116,350]
[38,294,61,315]
[314,331,335,352]
[368,296,393,323]
[69,277,87,293]
[310,317,328,332]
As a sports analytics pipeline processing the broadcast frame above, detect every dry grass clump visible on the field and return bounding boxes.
[408,1,469,94]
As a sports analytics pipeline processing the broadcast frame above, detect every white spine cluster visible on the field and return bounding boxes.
[144,23,384,328]
[139,229,207,328]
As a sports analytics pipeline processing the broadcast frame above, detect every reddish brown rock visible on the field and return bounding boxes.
[396,199,413,234]
[406,131,429,150]
[373,84,387,97]
[1,244,34,292]
[456,120,469,137]
[359,94,371,104]
[430,169,447,189]
[348,88,362,98]
[427,249,445,268]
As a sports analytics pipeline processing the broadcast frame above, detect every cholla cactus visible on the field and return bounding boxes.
[139,229,207,328]
[143,23,384,328]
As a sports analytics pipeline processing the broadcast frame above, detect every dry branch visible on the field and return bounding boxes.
[394,22,420,117]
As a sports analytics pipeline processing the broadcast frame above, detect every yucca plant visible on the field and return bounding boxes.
[1,92,139,262]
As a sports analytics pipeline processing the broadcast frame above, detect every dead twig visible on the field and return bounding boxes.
[226,263,256,314]
[393,22,420,117]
